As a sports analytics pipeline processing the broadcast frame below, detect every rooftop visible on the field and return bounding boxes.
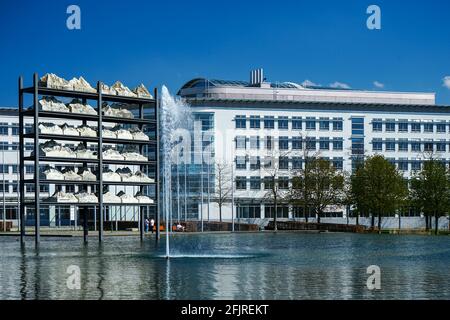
[178,70,436,106]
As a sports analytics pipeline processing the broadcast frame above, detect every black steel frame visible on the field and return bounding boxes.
[18,73,160,245]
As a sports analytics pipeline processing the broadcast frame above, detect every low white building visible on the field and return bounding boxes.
[176,70,450,228]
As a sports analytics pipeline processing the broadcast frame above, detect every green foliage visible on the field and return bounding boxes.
[349,155,408,229]
[410,159,450,233]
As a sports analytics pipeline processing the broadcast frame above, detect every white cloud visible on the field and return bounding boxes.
[301,79,319,87]
[373,81,384,89]
[329,81,351,89]
[443,76,450,89]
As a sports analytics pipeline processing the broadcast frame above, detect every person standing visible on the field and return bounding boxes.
[150,218,155,234]
[144,218,149,233]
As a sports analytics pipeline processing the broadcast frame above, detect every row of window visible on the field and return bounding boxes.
[372,120,448,133]
[235,116,343,131]
[236,205,343,219]
[372,140,449,152]
[0,165,34,174]
[0,123,33,136]
[235,157,344,170]
[0,183,48,193]
[235,136,344,151]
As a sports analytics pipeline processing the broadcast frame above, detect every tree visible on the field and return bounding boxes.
[410,159,450,235]
[262,150,290,232]
[214,161,233,222]
[350,155,408,232]
[305,158,345,224]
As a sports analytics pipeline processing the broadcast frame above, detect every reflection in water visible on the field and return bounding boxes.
[1,233,450,299]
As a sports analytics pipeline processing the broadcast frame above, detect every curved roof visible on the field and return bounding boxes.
[179,78,304,93]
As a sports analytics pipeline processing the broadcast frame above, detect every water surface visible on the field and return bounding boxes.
[0,232,449,299]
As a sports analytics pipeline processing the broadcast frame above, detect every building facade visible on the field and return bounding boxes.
[0,109,155,228]
[177,71,450,227]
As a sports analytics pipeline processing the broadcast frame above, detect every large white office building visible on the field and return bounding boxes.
[177,70,450,227]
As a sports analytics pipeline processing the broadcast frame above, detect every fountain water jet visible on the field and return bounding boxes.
[160,86,192,258]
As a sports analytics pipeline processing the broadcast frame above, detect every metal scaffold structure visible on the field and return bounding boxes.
[18,73,160,245]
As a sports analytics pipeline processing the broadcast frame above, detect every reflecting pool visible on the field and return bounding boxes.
[0,232,449,299]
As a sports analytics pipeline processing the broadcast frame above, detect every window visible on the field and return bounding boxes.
[249,116,260,129]
[437,142,446,152]
[411,161,421,171]
[11,124,19,136]
[236,136,246,149]
[0,123,8,135]
[250,157,260,170]
[332,157,344,170]
[385,140,395,151]
[424,123,434,133]
[10,142,19,150]
[25,184,35,193]
[264,116,274,129]
[372,139,382,151]
[279,157,289,170]
[279,137,289,150]
[292,117,302,130]
[265,136,273,150]
[25,124,33,134]
[249,136,260,149]
[66,185,75,193]
[292,137,302,150]
[41,184,50,193]
[11,165,18,174]
[332,138,343,151]
[319,118,330,131]
[0,183,9,193]
[306,117,316,130]
[236,156,247,170]
[398,122,408,132]
[411,141,421,152]
[278,117,288,130]
[424,142,433,152]
[398,160,408,171]
[385,120,396,132]
[411,123,421,133]
[278,177,289,189]
[250,177,261,190]
[235,116,246,129]
[237,205,261,218]
[25,143,33,151]
[292,157,302,170]
[306,138,316,150]
[25,165,34,174]
[319,138,329,150]
[236,177,247,190]
[398,140,408,152]
[437,123,446,133]
[0,165,7,173]
[263,158,273,169]
[332,118,343,131]
[351,138,364,155]
[351,117,364,135]
[372,119,382,132]
[265,205,289,218]
[264,177,274,190]
[0,142,8,150]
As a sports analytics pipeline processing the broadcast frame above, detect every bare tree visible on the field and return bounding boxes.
[214,161,233,222]
[262,147,291,232]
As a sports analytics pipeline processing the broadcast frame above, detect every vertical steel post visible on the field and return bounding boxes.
[139,102,144,242]
[33,73,40,245]
[97,82,104,242]
[18,76,25,245]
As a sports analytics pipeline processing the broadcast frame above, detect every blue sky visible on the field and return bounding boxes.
[1,0,450,106]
